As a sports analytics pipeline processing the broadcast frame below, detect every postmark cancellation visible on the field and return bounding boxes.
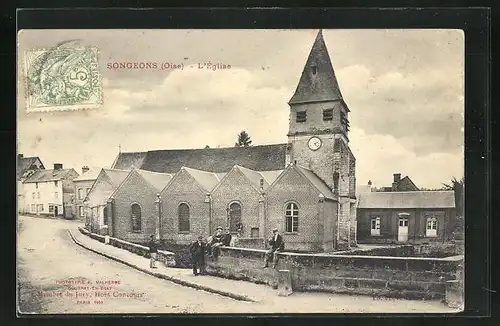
[23,45,102,112]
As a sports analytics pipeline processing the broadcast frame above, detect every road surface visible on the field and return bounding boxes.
[17,215,456,314]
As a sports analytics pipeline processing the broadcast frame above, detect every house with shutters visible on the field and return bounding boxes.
[23,163,79,218]
[73,166,101,221]
[83,168,129,233]
[17,154,45,214]
[106,30,357,252]
[356,179,456,244]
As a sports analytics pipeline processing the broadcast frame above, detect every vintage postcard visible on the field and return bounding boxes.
[17,29,465,314]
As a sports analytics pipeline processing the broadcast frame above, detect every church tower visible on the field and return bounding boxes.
[287,30,357,249]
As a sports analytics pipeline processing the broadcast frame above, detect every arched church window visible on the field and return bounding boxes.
[131,203,141,232]
[228,202,242,233]
[178,203,190,232]
[285,202,299,233]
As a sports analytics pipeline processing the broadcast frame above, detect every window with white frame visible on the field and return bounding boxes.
[32,192,35,199]
[49,205,54,213]
[370,216,381,236]
[31,204,35,212]
[54,192,59,199]
[37,192,40,199]
[37,204,43,212]
[78,188,84,200]
[426,216,438,237]
[285,202,299,233]
[79,206,85,217]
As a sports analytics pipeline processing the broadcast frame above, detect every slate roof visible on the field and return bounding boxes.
[296,165,336,200]
[17,156,43,180]
[23,169,77,183]
[111,152,147,171]
[136,169,174,192]
[182,167,224,192]
[289,30,347,107]
[357,191,456,209]
[74,167,101,182]
[112,144,288,173]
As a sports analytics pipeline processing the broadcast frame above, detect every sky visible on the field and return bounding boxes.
[17,29,464,189]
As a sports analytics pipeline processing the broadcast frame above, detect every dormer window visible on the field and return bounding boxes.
[311,65,317,75]
[296,111,307,123]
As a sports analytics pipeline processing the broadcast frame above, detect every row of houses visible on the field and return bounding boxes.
[79,160,456,251]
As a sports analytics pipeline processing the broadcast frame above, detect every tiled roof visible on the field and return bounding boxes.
[259,170,283,186]
[112,144,287,173]
[111,152,147,171]
[236,165,268,190]
[358,191,456,209]
[182,167,223,192]
[17,156,43,180]
[289,30,346,106]
[136,169,174,192]
[103,168,130,187]
[74,167,101,181]
[296,165,336,200]
[85,169,130,207]
[235,165,284,191]
[23,169,77,183]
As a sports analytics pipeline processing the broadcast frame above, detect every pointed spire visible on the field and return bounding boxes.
[289,29,344,105]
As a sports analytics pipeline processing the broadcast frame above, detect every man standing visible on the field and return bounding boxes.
[222,227,232,246]
[189,236,206,276]
[148,235,159,269]
[263,228,284,269]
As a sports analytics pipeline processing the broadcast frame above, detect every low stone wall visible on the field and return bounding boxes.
[204,246,464,300]
[78,227,176,267]
[234,238,265,250]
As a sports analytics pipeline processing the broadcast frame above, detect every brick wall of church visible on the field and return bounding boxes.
[266,168,324,252]
[211,169,261,237]
[112,172,158,243]
[160,170,210,245]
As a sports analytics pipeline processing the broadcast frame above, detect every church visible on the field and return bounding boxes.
[100,30,357,252]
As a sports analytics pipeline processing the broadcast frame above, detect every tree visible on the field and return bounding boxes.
[235,130,252,147]
[204,145,210,149]
[441,176,464,217]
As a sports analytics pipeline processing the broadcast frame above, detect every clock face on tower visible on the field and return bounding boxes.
[308,136,322,151]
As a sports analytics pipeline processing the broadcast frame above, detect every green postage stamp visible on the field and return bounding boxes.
[23,45,102,112]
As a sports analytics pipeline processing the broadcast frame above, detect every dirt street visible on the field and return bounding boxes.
[17,215,456,314]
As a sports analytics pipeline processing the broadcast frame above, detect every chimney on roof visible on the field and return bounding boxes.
[54,163,63,170]
[18,153,23,159]
[368,180,372,186]
[82,166,90,174]
[259,178,264,191]
[392,173,401,191]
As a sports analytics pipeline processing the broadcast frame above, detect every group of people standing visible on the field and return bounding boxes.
[147,226,285,276]
[189,226,232,276]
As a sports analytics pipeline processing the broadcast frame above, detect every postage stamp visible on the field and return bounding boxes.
[23,43,102,112]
